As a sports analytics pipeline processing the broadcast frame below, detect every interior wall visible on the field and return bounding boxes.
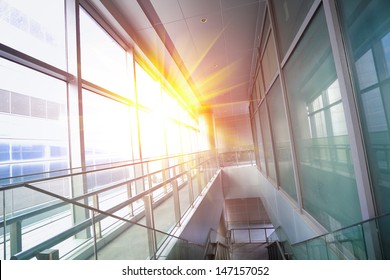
[215,114,253,151]
[256,169,321,244]
[222,166,262,199]
[222,166,271,226]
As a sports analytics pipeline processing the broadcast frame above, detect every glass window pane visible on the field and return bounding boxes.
[283,7,361,231]
[337,0,390,218]
[261,31,278,89]
[0,0,66,69]
[361,88,388,133]
[254,109,266,173]
[382,32,390,76]
[166,122,181,155]
[80,8,132,98]
[135,63,161,110]
[0,58,68,182]
[83,90,133,165]
[260,102,277,182]
[268,78,297,200]
[355,50,378,90]
[138,110,166,159]
[163,90,179,120]
[271,0,315,59]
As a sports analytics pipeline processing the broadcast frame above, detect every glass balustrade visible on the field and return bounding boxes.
[271,212,390,260]
[0,151,218,260]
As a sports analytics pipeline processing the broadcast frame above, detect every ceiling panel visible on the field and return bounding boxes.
[223,2,260,54]
[178,0,221,18]
[221,0,261,10]
[105,0,265,117]
[150,0,183,23]
[185,12,224,55]
[164,20,199,68]
[109,0,152,31]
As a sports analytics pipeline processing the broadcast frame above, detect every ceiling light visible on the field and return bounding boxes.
[200,18,207,23]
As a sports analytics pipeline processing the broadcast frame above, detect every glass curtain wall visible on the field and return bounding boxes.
[336,0,390,257]
[267,78,297,201]
[0,0,68,185]
[0,1,200,198]
[249,1,364,233]
[283,6,361,231]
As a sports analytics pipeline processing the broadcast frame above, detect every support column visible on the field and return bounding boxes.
[199,108,216,150]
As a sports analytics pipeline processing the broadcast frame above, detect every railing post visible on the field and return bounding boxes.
[162,159,170,194]
[126,182,134,216]
[187,171,194,207]
[91,210,99,260]
[146,162,153,190]
[134,163,144,193]
[71,174,91,239]
[197,164,203,195]
[10,221,22,256]
[143,195,157,259]
[172,179,181,226]
[92,194,102,239]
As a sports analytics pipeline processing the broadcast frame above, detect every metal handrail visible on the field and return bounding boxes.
[0,152,215,227]
[0,150,215,190]
[229,226,274,244]
[291,211,390,247]
[10,183,205,260]
[1,151,218,259]
[0,160,206,227]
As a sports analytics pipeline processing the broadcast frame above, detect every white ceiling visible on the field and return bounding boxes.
[102,0,266,117]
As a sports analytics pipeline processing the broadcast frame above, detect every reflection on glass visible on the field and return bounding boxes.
[0,0,66,69]
[260,102,277,182]
[355,50,378,90]
[271,0,315,59]
[283,7,361,230]
[337,0,390,216]
[268,78,297,200]
[337,1,390,258]
[261,31,278,89]
[0,58,68,185]
[382,33,390,75]
[254,111,266,172]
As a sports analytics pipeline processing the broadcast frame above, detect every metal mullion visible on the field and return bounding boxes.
[280,0,322,68]
[81,79,135,107]
[65,0,90,239]
[0,43,73,82]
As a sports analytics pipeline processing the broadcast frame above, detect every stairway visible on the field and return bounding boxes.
[205,242,231,260]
